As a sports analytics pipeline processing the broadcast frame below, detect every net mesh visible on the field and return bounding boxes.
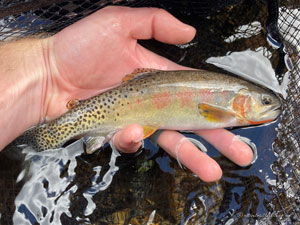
[0,0,299,224]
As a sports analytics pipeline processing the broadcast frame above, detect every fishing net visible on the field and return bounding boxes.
[0,0,299,224]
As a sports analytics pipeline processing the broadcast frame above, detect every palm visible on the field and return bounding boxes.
[45,7,191,119]
[51,7,186,96]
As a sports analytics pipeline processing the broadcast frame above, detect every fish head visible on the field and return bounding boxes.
[232,88,282,125]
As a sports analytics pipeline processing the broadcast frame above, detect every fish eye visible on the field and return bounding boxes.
[262,95,272,105]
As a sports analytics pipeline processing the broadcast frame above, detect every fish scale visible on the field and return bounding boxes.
[7,69,281,153]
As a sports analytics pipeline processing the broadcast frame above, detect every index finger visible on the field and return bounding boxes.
[101,6,196,44]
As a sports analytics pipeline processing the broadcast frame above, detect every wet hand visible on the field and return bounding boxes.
[43,6,195,119]
[113,125,253,182]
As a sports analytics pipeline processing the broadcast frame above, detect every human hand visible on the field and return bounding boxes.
[41,6,253,182]
[44,6,193,119]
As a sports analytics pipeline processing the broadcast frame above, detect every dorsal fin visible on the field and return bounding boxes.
[122,68,161,83]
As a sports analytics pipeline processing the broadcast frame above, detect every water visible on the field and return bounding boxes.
[0,121,281,224]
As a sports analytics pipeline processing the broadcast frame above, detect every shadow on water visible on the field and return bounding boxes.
[1,0,299,224]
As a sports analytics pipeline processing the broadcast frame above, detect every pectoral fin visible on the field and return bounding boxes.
[83,136,106,154]
[198,103,235,122]
[122,68,160,83]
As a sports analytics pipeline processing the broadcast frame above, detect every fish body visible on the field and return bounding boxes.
[11,70,281,153]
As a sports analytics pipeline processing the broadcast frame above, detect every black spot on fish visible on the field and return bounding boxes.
[102,115,105,119]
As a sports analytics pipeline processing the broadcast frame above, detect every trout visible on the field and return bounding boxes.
[8,69,281,153]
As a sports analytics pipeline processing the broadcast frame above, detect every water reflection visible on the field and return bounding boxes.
[13,141,84,224]
[5,121,280,224]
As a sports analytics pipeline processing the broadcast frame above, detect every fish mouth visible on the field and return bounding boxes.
[261,104,281,116]
[247,105,282,125]
[275,106,282,112]
[273,105,282,117]
[247,118,274,125]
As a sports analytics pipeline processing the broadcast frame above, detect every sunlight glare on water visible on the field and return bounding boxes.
[82,141,120,217]
[12,140,120,225]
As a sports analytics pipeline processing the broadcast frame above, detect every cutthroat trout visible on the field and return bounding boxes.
[9,69,281,153]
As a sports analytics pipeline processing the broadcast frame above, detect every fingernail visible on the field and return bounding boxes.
[132,127,144,144]
[231,136,254,167]
[236,135,257,164]
[133,138,143,144]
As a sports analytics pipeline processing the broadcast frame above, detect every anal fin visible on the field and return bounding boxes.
[84,126,157,154]
[83,136,106,154]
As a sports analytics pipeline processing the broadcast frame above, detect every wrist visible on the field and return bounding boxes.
[0,38,49,149]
